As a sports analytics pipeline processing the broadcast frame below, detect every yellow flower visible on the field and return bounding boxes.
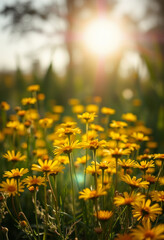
[53,105,64,114]
[108,148,131,158]
[79,187,107,200]
[78,112,97,123]
[109,131,128,143]
[72,105,84,114]
[114,233,133,240]
[25,109,39,120]
[132,199,162,222]
[110,120,127,129]
[118,159,136,170]
[37,93,45,101]
[54,156,69,165]
[23,176,45,188]
[151,191,164,202]
[6,121,21,130]
[86,104,98,113]
[3,168,28,179]
[0,179,24,196]
[132,132,149,142]
[56,127,81,137]
[17,110,26,117]
[86,164,102,175]
[114,192,145,207]
[39,118,53,128]
[131,220,164,240]
[94,210,113,221]
[21,98,37,105]
[0,101,10,111]
[137,154,152,161]
[27,84,40,92]
[121,175,149,189]
[75,155,90,165]
[60,122,77,128]
[153,154,164,161]
[144,175,157,185]
[90,124,104,132]
[99,161,109,170]
[82,130,98,141]
[101,107,115,115]
[49,162,65,175]
[3,150,26,162]
[54,140,81,155]
[122,113,137,122]
[32,159,61,175]
[83,139,106,151]
[159,177,164,185]
[34,148,48,158]
[135,160,155,171]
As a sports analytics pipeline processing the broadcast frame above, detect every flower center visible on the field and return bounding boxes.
[42,165,51,172]
[124,197,133,205]
[8,185,16,192]
[11,157,18,162]
[144,230,155,238]
[141,206,150,216]
[13,172,21,178]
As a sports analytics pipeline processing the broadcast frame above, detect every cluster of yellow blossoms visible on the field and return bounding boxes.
[0,85,163,240]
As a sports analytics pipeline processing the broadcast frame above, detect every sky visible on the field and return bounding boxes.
[0,0,153,74]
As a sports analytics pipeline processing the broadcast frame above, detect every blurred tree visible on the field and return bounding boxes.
[0,0,116,98]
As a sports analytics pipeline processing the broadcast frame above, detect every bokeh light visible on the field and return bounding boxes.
[83,17,124,56]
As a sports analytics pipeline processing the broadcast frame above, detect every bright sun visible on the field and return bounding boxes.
[83,18,124,56]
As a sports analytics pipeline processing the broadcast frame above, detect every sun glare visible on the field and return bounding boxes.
[83,18,124,56]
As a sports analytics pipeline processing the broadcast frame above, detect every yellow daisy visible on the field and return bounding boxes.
[54,140,81,155]
[118,159,136,170]
[151,191,164,202]
[122,113,137,122]
[101,107,115,115]
[27,84,40,92]
[78,112,97,122]
[114,192,145,207]
[94,210,113,221]
[3,168,28,179]
[31,159,61,174]
[131,221,164,240]
[132,199,162,222]
[121,175,149,189]
[23,176,45,188]
[0,179,24,196]
[79,187,107,201]
[132,132,149,142]
[3,150,26,162]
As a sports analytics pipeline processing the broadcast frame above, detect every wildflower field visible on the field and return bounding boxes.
[0,84,163,240]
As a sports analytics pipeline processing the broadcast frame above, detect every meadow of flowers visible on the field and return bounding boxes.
[0,84,163,240]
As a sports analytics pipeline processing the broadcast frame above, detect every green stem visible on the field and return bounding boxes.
[102,169,105,209]
[84,121,89,188]
[43,174,48,240]
[84,148,88,189]
[5,201,19,224]
[48,176,63,240]
[93,150,98,225]
[112,206,127,229]
[93,150,97,190]
[68,152,77,237]
[34,191,41,240]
